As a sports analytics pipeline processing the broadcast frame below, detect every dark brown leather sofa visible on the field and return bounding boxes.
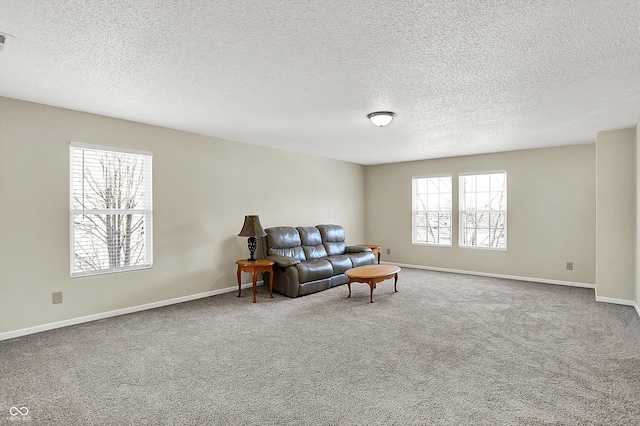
[263,224,375,297]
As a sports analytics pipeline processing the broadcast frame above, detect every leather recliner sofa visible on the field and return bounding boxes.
[263,224,376,297]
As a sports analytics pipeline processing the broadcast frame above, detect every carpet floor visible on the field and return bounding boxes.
[1,268,640,425]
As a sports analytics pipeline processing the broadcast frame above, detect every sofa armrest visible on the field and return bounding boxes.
[345,245,373,253]
[267,255,301,268]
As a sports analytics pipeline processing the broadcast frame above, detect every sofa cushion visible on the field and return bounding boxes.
[297,226,328,259]
[317,224,347,256]
[325,255,352,275]
[266,226,306,261]
[347,251,376,267]
[295,259,333,283]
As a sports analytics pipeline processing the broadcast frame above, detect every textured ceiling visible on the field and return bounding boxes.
[1,1,639,165]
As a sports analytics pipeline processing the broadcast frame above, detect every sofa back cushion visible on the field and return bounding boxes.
[317,224,347,256]
[265,226,306,261]
[297,226,328,259]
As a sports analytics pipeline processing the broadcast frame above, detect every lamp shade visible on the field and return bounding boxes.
[238,215,266,237]
[367,111,396,127]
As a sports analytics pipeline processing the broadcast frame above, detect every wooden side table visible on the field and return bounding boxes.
[357,244,381,264]
[236,259,274,303]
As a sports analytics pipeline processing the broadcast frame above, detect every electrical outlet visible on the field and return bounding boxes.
[52,291,63,304]
[566,262,573,271]
[387,248,391,255]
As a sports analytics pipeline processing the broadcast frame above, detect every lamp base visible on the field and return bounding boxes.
[247,236,258,262]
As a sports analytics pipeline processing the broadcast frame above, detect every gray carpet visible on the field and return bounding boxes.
[2,268,640,425]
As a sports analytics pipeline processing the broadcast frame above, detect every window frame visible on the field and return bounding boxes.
[458,171,507,251]
[69,142,153,278]
[412,175,453,247]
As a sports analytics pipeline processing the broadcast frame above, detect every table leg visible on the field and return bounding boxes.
[268,270,274,298]
[394,273,398,292]
[347,277,352,299]
[377,251,381,264]
[252,272,257,303]
[236,267,242,297]
[369,281,374,303]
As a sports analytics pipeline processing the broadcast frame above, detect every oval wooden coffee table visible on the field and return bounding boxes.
[345,264,401,303]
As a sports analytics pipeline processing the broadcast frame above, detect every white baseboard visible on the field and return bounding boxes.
[594,295,635,306]
[595,296,640,319]
[0,281,261,342]
[387,262,596,289]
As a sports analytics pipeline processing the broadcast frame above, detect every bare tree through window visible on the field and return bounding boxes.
[413,176,452,246]
[70,144,152,276]
[459,172,506,249]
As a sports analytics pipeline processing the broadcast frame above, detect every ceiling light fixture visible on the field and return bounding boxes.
[0,31,15,52]
[367,111,396,127]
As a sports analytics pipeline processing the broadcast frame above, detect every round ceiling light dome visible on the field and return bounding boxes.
[367,111,396,127]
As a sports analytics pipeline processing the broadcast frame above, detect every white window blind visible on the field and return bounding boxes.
[459,172,506,249]
[70,143,153,277]
[412,176,452,246]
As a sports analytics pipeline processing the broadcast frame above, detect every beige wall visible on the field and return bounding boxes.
[2,96,637,336]
[0,97,367,334]
[596,128,636,301]
[365,145,597,284]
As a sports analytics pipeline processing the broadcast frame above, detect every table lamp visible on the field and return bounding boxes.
[238,215,266,261]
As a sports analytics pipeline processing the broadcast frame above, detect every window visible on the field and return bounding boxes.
[459,172,506,249]
[70,143,152,277]
[412,176,452,246]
